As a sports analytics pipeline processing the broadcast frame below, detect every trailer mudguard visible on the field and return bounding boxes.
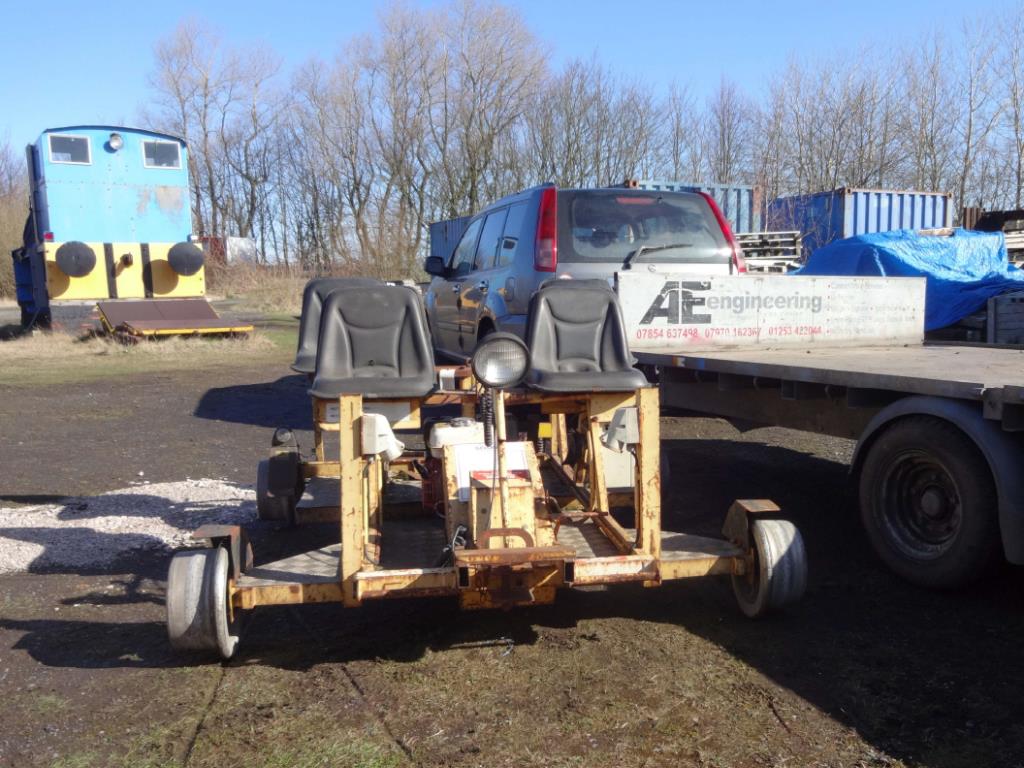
[852,395,1024,564]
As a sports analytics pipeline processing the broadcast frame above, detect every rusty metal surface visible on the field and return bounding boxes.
[477,527,535,548]
[356,567,458,600]
[571,555,658,585]
[459,563,563,609]
[455,545,575,567]
[97,298,252,334]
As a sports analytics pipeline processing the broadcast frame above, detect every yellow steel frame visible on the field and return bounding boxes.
[230,371,770,612]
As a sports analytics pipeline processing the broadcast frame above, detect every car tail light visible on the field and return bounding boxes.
[43,232,54,242]
[534,186,557,272]
[696,192,746,274]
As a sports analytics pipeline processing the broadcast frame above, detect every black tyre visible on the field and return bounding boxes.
[858,416,1000,588]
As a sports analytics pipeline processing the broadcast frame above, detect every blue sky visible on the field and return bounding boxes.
[1,0,987,149]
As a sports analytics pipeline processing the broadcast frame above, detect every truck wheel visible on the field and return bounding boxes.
[858,416,999,588]
[732,519,807,618]
[166,547,241,660]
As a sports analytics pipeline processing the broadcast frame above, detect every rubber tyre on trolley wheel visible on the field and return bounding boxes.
[256,458,297,524]
[732,519,807,618]
[166,547,242,660]
[858,416,999,589]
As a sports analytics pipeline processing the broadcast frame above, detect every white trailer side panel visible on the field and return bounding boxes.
[617,274,926,352]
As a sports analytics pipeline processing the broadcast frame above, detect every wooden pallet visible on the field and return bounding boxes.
[987,290,1024,345]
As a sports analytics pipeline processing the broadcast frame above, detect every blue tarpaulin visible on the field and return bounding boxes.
[794,228,1024,330]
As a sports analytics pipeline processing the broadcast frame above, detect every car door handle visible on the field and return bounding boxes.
[476,280,488,292]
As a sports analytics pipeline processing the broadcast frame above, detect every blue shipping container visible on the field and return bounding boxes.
[766,187,953,258]
[637,180,761,233]
[428,216,472,260]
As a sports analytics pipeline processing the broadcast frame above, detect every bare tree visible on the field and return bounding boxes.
[706,77,751,183]
[998,8,1024,207]
[148,20,284,244]
[0,136,27,296]
[123,0,1024,280]
[955,22,1003,213]
[662,82,706,182]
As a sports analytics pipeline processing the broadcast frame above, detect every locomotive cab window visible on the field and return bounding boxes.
[48,135,91,165]
[143,140,182,169]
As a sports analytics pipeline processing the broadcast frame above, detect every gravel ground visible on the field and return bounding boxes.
[0,478,256,574]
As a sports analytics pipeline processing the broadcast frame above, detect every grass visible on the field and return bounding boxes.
[31,693,69,715]
[50,754,99,768]
[0,327,295,387]
[258,739,403,768]
[207,264,315,315]
[50,738,400,768]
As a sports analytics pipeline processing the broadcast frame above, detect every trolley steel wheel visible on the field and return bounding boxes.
[732,519,807,618]
[256,458,295,523]
[166,547,241,660]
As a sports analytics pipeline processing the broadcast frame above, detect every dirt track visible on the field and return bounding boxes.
[2,361,1023,768]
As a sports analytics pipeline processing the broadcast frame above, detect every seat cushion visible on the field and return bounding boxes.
[308,284,436,399]
[292,277,381,374]
[526,368,648,393]
[524,279,646,393]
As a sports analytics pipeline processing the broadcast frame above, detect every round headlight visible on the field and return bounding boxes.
[108,132,124,151]
[471,333,530,389]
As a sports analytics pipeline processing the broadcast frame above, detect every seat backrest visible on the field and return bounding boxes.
[525,279,646,392]
[309,284,436,399]
[292,277,381,374]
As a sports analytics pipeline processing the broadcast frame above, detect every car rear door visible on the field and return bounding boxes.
[433,217,482,356]
[458,207,509,346]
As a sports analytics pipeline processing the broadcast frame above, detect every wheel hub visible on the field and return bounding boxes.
[919,487,948,519]
[883,453,962,558]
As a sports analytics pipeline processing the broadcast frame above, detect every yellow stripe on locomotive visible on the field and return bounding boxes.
[44,240,206,301]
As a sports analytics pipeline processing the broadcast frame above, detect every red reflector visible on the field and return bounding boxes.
[43,232,54,242]
[614,196,657,205]
[535,186,558,272]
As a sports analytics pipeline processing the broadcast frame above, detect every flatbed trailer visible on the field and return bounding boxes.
[620,273,1024,587]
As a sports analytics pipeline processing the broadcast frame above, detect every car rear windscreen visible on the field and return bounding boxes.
[559,190,730,265]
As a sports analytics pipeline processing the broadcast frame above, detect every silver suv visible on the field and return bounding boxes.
[423,184,746,359]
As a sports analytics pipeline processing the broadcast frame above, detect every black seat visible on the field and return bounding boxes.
[524,280,647,393]
[292,278,381,374]
[309,284,436,399]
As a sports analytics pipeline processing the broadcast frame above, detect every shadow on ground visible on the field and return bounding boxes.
[193,373,311,430]
[4,430,1023,766]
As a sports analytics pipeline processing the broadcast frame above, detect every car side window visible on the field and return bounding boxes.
[473,209,508,271]
[497,202,527,267]
[449,218,483,278]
